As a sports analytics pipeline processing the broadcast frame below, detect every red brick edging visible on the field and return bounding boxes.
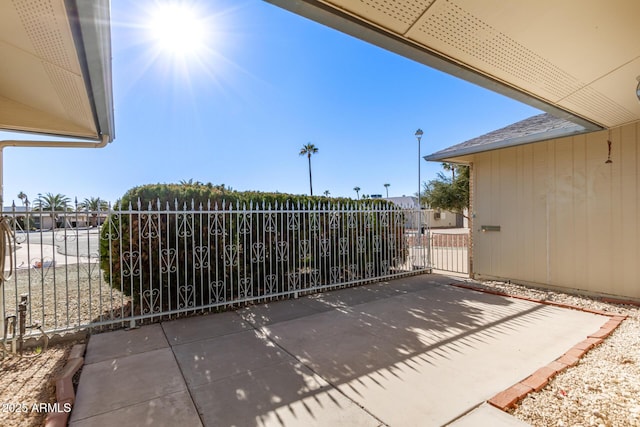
[44,344,86,427]
[448,283,628,411]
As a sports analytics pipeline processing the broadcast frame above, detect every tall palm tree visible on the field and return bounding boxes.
[353,186,361,200]
[79,197,109,227]
[323,190,330,197]
[35,193,70,211]
[383,183,390,198]
[34,193,71,229]
[299,143,318,196]
[17,191,28,206]
[442,163,455,180]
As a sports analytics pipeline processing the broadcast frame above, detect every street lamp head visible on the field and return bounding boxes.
[415,129,424,140]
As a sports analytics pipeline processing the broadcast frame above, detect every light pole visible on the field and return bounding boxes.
[415,129,423,209]
[415,128,429,270]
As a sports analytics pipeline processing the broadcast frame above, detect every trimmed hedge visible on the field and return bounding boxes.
[100,183,407,313]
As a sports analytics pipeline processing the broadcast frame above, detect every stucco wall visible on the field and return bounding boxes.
[468,122,639,299]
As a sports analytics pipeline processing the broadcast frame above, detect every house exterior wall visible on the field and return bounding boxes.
[467,122,639,299]
[427,209,459,228]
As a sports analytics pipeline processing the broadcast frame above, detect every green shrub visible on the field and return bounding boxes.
[100,183,406,314]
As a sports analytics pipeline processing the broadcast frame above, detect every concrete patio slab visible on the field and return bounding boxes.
[162,310,251,345]
[172,329,293,388]
[266,284,606,426]
[69,390,202,427]
[237,297,332,327]
[447,403,530,426]
[189,360,380,427]
[72,274,613,427]
[70,348,186,422]
[311,285,400,308]
[83,323,168,364]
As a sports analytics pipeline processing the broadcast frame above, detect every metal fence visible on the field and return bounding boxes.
[1,201,431,336]
[429,232,469,274]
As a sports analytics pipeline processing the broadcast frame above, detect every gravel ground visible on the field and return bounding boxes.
[0,343,73,427]
[2,264,129,333]
[469,280,640,427]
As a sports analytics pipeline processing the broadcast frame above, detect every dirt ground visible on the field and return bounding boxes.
[0,342,74,427]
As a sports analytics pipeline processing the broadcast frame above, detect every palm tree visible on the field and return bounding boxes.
[34,193,71,229]
[323,190,330,197]
[35,193,70,211]
[79,197,109,227]
[179,179,204,186]
[383,183,390,198]
[442,163,455,180]
[353,186,361,200]
[299,143,318,196]
[17,191,28,206]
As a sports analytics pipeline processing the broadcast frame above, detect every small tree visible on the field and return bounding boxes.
[422,165,469,218]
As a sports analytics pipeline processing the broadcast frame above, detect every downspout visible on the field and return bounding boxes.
[0,134,110,205]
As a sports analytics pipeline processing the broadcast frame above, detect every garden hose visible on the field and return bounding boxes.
[0,216,13,282]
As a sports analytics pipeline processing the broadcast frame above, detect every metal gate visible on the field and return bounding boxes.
[429,230,469,275]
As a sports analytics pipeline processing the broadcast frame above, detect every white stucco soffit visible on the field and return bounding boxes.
[0,0,114,141]
[266,0,640,130]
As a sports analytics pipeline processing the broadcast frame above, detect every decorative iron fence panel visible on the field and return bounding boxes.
[1,202,431,336]
[429,232,469,274]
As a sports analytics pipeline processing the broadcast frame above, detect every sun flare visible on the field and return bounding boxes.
[148,2,209,60]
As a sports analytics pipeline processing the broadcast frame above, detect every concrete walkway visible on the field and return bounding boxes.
[69,275,609,426]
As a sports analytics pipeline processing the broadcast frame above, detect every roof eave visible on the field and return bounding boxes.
[424,124,589,162]
[67,0,115,142]
[264,0,602,133]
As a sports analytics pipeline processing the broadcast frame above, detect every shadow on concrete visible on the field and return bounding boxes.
[168,274,558,426]
[73,274,606,426]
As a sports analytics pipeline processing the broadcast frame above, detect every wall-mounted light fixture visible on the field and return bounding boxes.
[637,76,640,102]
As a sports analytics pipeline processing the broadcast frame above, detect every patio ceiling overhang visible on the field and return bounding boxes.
[0,0,114,142]
[265,0,640,132]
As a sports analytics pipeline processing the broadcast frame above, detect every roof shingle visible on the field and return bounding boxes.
[425,113,587,161]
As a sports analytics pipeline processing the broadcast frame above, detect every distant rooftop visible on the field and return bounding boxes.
[425,113,588,161]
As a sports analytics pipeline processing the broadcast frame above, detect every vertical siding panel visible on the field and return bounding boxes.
[501,149,518,277]
[518,145,535,279]
[473,152,491,276]
[609,127,623,295]
[490,151,502,274]
[546,140,557,285]
[572,134,588,287]
[585,131,612,292]
[532,142,549,284]
[619,123,639,296]
[553,138,574,286]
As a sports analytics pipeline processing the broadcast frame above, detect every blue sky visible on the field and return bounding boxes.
[2,0,540,205]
